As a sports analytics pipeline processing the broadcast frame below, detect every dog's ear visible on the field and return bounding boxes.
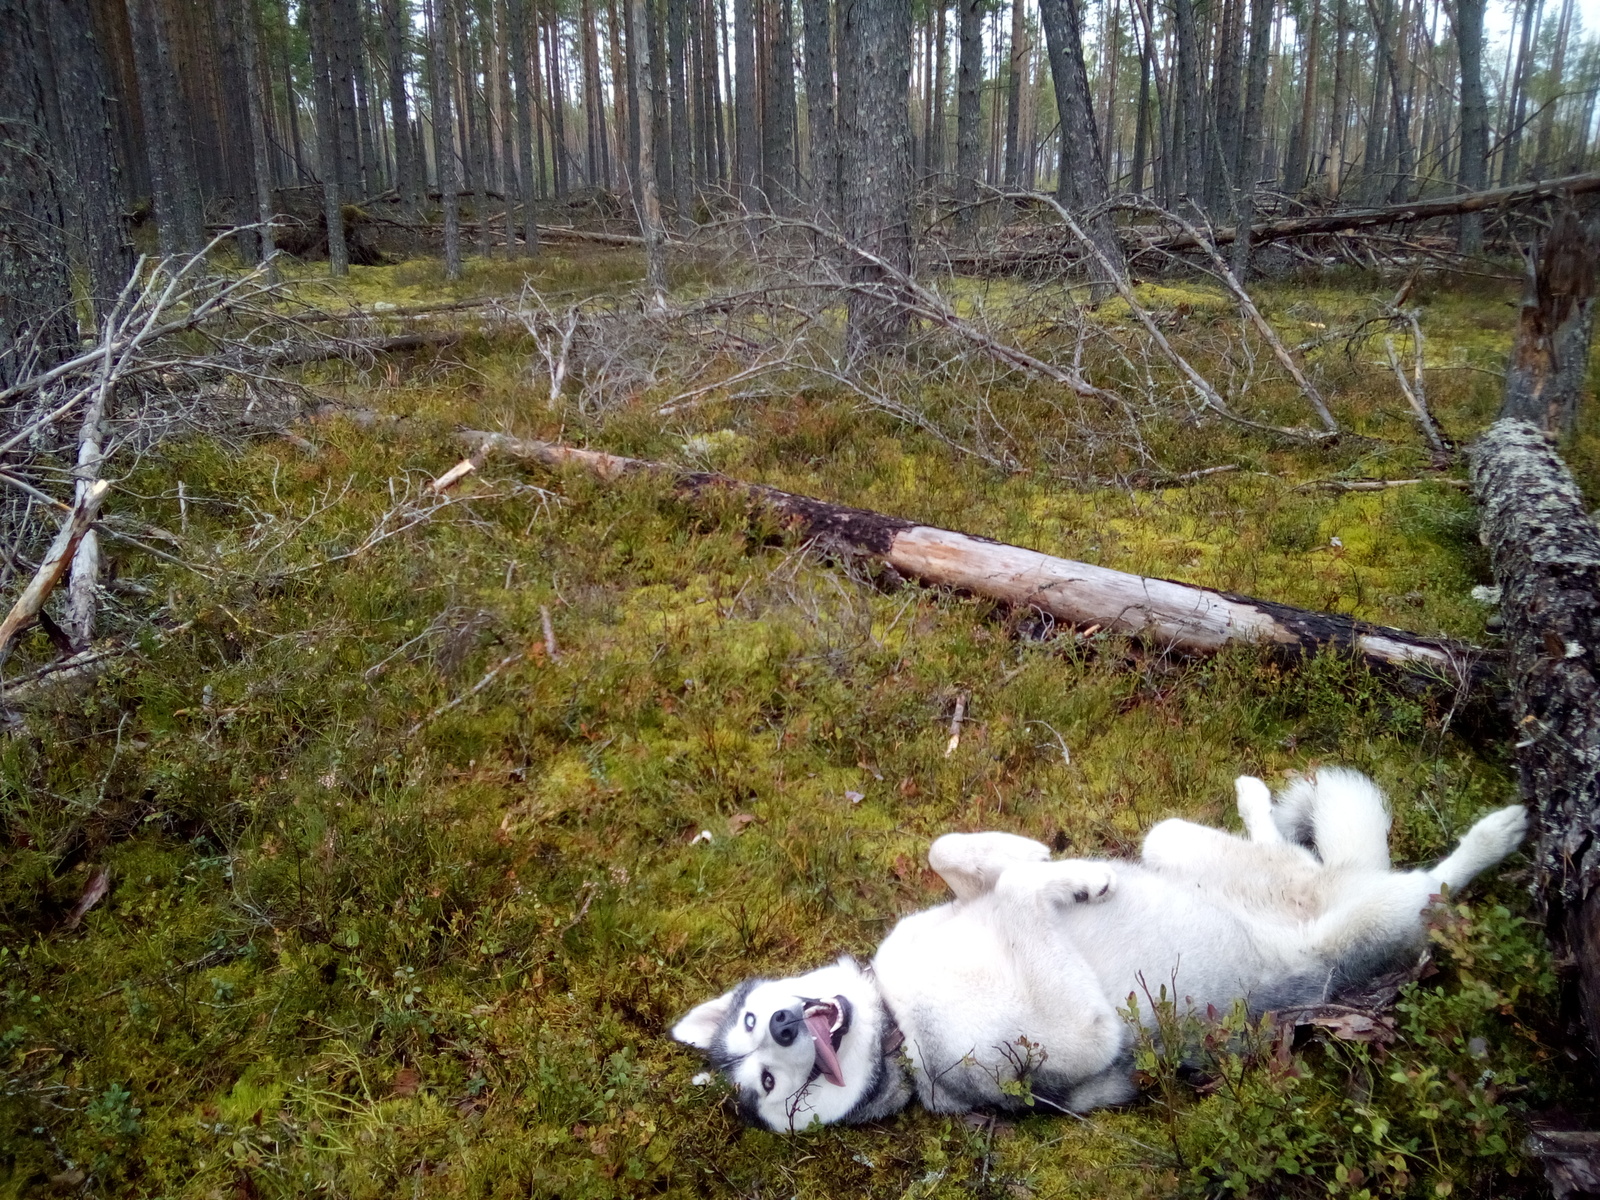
[671,989,739,1049]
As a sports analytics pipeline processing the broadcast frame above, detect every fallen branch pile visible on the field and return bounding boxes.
[462,430,1488,689]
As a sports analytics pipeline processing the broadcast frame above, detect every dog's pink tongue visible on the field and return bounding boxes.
[804,1011,845,1086]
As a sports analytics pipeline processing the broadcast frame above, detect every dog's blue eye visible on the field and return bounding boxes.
[761,1069,776,1093]
[744,1012,756,1031]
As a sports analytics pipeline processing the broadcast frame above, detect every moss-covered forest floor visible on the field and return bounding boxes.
[1,245,1591,1198]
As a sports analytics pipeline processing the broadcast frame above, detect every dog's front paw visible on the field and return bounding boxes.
[1235,775,1281,843]
[995,861,1118,908]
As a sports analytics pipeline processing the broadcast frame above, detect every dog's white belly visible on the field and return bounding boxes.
[871,863,1310,1112]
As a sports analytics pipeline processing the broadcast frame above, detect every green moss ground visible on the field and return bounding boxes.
[0,250,1587,1198]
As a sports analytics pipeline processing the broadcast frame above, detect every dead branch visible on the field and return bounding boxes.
[1004,190,1334,443]
[464,430,1489,688]
[0,480,111,666]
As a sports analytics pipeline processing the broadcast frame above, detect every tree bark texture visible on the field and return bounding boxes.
[1499,209,1597,435]
[464,430,1490,689]
[954,0,982,233]
[1470,417,1600,1060]
[800,0,836,218]
[1036,0,1123,293]
[429,0,463,278]
[837,0,913,358]
[0,0,77,390]
[309,0,349,275]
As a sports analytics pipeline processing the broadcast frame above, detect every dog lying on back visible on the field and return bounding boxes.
[671,769,1527,1131]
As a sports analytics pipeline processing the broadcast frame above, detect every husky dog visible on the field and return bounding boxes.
[671,769,1527,1132]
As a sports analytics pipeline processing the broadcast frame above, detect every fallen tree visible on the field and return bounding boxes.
[1470,419,1600,1059]
[1149,170,1600,252]
[461,429,1488,689]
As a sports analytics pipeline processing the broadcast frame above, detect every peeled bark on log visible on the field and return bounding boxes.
[1470,417,1600,1059]
[464,430,1488,686]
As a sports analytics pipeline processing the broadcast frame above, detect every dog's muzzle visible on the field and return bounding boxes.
[770,996,852,1086]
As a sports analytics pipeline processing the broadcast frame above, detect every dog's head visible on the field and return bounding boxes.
[671,956,911,1131]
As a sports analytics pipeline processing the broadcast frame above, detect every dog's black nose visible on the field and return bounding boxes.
[769,1007,803,1047]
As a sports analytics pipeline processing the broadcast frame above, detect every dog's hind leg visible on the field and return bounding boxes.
[929,831,1051,901]
[1237,776,1286,844]
[1428,805,1528,893]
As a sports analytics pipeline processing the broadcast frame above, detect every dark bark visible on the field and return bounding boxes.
[1470,418,1600,1063]
[954,0,981,232]
[1283,0,1321,194]
[667,0,695,227]
[309,0,350,274]
[428,0,462,277]
[385,0,419,214]
[1003,0,1026,187]
[1036,0,1123,293]
[1229,0,1272,277]
[1170,0,1204,208]
[734,0,759,201]
[627,0,670,301]
[31,0,133,313]
[837,0,912,357]
[799,0,835,217]
[234,0,277,275]
[1452,0,1489,250]
[507,0,539,249]
[0,0,76,389]
[1499,210,1597,436]
[763,0,797,210]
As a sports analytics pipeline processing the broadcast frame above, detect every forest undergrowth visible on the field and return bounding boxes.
[0,245,1591,1199]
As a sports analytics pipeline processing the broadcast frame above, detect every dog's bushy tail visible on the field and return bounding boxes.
[1273,768,1392,871]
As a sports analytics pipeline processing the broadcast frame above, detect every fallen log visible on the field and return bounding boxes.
[1469,417,1600,1059]
[462,429,1489,687]
[1152,170,1600,252]
[263,332,462,366]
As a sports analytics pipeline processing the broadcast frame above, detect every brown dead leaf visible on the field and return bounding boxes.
[1280,1004,1396,1044]
[61,866,110,931]
[727,813,758,836]
[390,1066,421,1097]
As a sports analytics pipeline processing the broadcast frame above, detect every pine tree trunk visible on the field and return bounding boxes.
[1003,0,1026,187]
[649,0,673,203]
[0,0,76,389]
[31,0,133,314]
[838,0,912,357]
[507,0,540,249]
[310,0,350,274]
[667,0,695,227]
[763,0,797,210]
[234,0,277,277]
[628,0,670,303]
[1037,0,1122,295]
[954,0,981,234]
[429,0,462,277]
[800,0,836,218]
[1171,0,1204,209]
[1229,0,1271,278]
[734,0,759,202]
[1283,0,1321,194]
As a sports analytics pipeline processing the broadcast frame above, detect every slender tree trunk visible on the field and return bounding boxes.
[628,0,670,303]
[1171,0,1205,208]
[1037,0,1123,293]
[649,0,673,202]
[668,0,695,227]
[800,0,836,217]
[763,0,797,210]
[1284,0,1321,193]
[310,0,350,274]
[1535,0,1575,174]
[384,0,419,215]
[1327,0,1350,199]
[838,0,912,356]
[1501,0,1541,186]
[1230,0,1271,278]
[235,0,277,278]
[429,0,462,277]
[955,0,981,233]
[508,0,540,249]
[734,0,759,202]
[1003,0,1027,187]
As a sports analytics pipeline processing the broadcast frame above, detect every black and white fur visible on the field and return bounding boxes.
[672,769,1527,1131]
